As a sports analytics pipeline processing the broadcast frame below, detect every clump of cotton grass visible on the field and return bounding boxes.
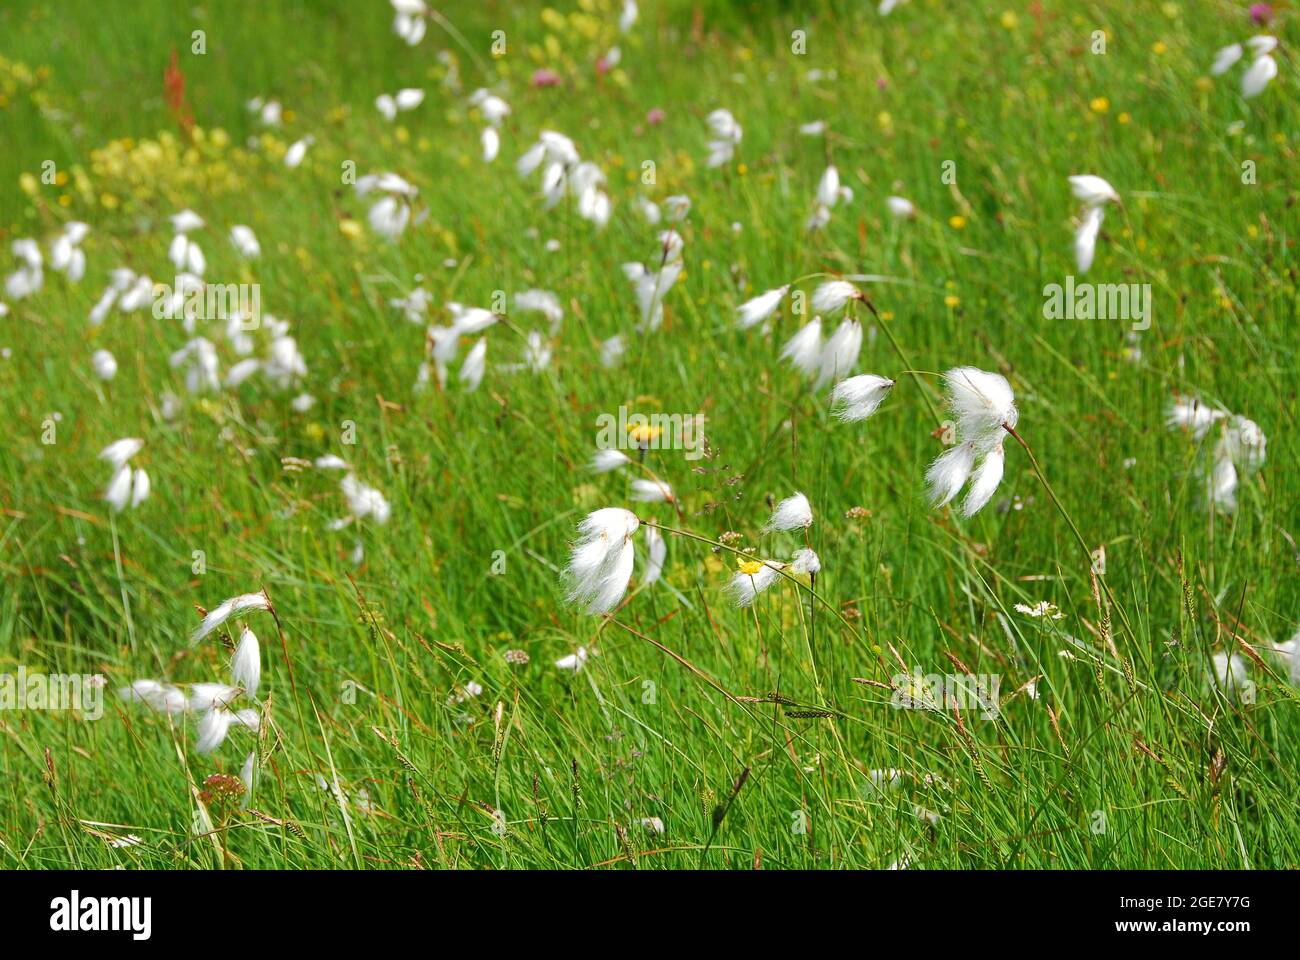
[189,592,272,646]
[390,0,429,45]
[564,508,641,614]
[765,492,813,532]
[168,209,206,276]
[1067,176,1119,274]
[50,222,89,282]
[886,196,917,219]
[1166,395,1266,512]
[469,88,510,162]
[704,108,742,167]
[517,130,611,228]
[831,374,896,423]
[1271,630,1300,687]
[806,164,853,231]
[99,438,150,514]
[355,172,419,240]
[5,238,43,300]
[925,367,1017,517]
[1211,34,1279,99]
[624,230,684,332]
[124,610,264,755]
[91,348,118,382]
[375,87,424,121]
[229,225,261,259]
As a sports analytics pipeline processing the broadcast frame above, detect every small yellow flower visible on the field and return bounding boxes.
[1118,112,1131,125]
[738,559,763,576]
[338,218,362,239]
[1152,41,1167,55]
[944,295,960,308]
[1089,96,1110,114]
[1195,76,1213,92]
[627,423,663,444]
[736,163,748,176]
[948,215,966,230]
[1000,10,1018,29]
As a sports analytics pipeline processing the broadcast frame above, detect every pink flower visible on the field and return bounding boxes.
[646,107,665,126]
[1250,4,1272,25]
[531,69,562,88]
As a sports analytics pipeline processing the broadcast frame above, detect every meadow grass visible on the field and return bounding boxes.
[0,0,1297,869]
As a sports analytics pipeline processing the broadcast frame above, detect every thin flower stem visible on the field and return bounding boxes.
[640,519,865,645]
[1001,423,1134,640]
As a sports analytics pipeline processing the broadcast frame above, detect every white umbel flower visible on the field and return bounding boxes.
[831,374,895,422]
[765,492,813,532]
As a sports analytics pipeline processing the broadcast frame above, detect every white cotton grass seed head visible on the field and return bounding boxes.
[1074,206,1104,274]
[195,708,234,754]
[831,374,895,422]
[810,280,860,315]
[815,318,863,389]
[100,438,143,470]
[589,448,631,473]
[190,592,271,646]
[735,285,790,330]
[789,547,820,577]
[926,441,978,507]
[104,465,133,513]
[943,366,1018,438]
[642,524,666,586]
[629,478,673,502]
[565,508,640,615]
[961,444,1005,517]
[1068,174,1120,207]
[232,626,261,698]
[765,492,813,532]
[780,318,823,379]
[1208,651,1249,701]
[1241,54,1278,99]
[886,196,916,219]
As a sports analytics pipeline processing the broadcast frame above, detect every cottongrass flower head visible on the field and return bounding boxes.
[705,108,742,167]
[780,318,823,378]
[765,492,813,532]
[815,317,864,389]
[925,367,1017,516]
[190,592,271,645]
[811,279,863,315]
[565,508,640,614]
[589,448,632,473]
[1074,205,1104,274]
[629,478,674,503]
[1208,651,1250,702]
[736,285,790,330]
[231,626,261,698]
[1068,174,1120,208]
[831,374,895,422]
